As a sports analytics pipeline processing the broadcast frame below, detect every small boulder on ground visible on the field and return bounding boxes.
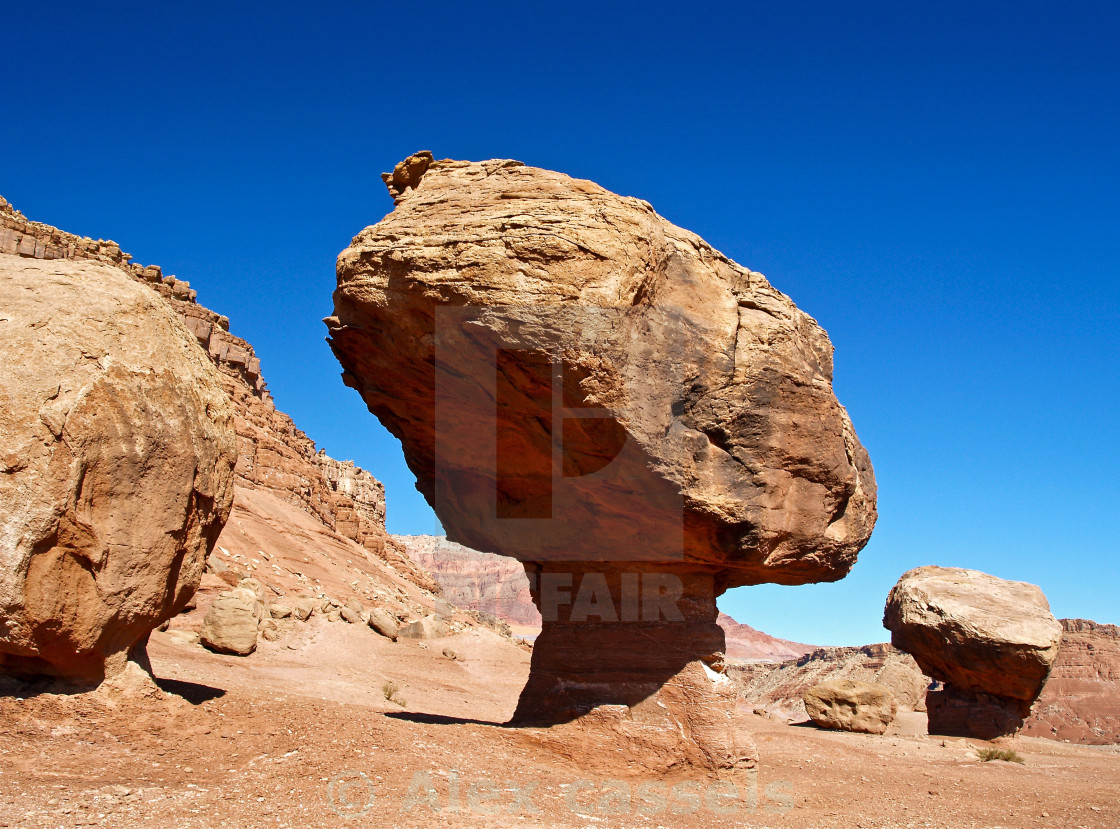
[399,615,448,640]
[340,598,364,624]
[292,598,316,621]
[368,608,400,641]
[200,588,261,656]
[803,679,897,735]
[884,565,1063,738]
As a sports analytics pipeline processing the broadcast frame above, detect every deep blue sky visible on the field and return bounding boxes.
[4,2,1117,645]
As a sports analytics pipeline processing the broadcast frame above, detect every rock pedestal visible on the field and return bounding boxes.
[511,565,751,769]
[328,155,878,767]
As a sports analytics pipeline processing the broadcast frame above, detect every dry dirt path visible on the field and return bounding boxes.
[0,620,1117,829]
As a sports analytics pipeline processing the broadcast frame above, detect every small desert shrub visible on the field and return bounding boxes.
[977,747,1024,764]
[381,680,406,707]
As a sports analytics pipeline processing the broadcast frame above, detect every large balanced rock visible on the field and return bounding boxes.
[803,679,897,734]
[327,155,877,768]
[0,256,237,682]
[884,566,1062,738]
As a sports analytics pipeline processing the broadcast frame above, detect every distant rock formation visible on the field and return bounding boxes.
[717,612,815,663]
[397,535,541,627]
[400,535,818,658]
[1024,619,1120,744]
[0,250,236,682]
[0,195,435,595]
[730,642,931,721]
[328,154,877,769]
[884,566,1062,739]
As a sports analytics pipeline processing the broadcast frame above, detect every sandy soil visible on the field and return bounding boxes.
[1,614,1117,829]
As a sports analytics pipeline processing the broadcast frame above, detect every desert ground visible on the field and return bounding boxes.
[1,614,1116,829]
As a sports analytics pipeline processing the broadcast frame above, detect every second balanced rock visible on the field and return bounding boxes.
[884,566,1062,738]
[327,154,877,768]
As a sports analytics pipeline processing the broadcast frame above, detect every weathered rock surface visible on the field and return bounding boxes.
[0,196,436,596]
[0,254,237,682]
[730,642,931,721]
[199,588,262,655]
[1024,619,1120,744]
[803,678,897,734]
[884,566,1062,737]
[399,615,449,640]
[328,155,876,768]
[367,608,400,641]
[329,157,877,585]
[399,534,817,660]
[398,535,543,627]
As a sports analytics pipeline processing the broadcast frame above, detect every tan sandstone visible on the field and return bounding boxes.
[0,255,236,682]
[803,678,897,735]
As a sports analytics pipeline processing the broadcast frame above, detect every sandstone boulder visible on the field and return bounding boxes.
[399,615,449,640]
[884,566,1062,737]
[328,156,876,586]
[200,588,261,655]
[327,155,877,768]
[340,606,362,624]
[0,256,236,682]
[803,679,897,735]
[292,598,316,621]
[368,608,400,641]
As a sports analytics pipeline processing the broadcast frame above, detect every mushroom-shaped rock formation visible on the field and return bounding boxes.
[883,566,1062,738]
[0,256,237,683]
[327,155,877,768]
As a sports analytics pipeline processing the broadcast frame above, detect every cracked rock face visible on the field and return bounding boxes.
[329,156,876,585]
[327,155,876,767]
[0,256,237,682]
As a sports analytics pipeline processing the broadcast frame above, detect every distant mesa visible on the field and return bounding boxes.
[328,154,877,768]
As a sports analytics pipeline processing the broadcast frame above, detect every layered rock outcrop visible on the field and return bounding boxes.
[0,254,237,681]
[400,534,817,659]
[328,155,877,767]
[0,196,435,595]
[398,535,542,627]
[1024,619,1120,744]
[884,566,1062,738]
